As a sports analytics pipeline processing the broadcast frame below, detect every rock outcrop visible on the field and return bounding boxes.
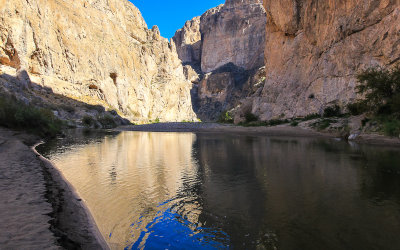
[172,16,201,65]
[173,0,267,121]
[0,0,197,123]
[245,0,400,121]
[200,0,266,73]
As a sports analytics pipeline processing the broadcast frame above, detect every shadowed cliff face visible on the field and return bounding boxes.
[247,0,400,120]
[0,0,197,123]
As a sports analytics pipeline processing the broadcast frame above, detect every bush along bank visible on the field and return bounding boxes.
[0,94,63,138]
[232,66,400,139]
[0,92,130,137]
[347,66,400,137]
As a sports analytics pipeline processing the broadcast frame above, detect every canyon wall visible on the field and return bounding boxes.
[248,0,400,120]
[173,0,267,121]
[0,0,197,123]
[200,0,266,73]
[2,0,394,124]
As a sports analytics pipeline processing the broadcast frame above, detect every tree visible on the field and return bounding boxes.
[356,66,400,117]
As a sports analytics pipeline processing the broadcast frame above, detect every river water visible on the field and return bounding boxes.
[38,130,400,250]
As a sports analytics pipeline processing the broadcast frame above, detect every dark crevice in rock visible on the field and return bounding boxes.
[1,38,21,69]
[109,72,117,86]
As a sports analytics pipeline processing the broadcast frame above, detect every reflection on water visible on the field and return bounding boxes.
[38,131,400,250]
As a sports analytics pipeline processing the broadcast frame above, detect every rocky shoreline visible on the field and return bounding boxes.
[0,128,108,249]
[118,122,400,146]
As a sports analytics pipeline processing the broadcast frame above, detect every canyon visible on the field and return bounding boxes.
[1,0,400,124]
[1,0,400,248]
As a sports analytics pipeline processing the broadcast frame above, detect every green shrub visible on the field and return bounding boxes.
[268,119,289,126]
[383,119,400,137]
[361,118,370,127]
[356,66,400,117]
[323,105,341,117]
[301,113,321,121]
[311,119,333,130]
[82,115,95,127]
[218,111,234,124]
[0,95,63,137]
[97,114,117,129]
[347,102,368,116]
[319,120,331,130]
[245,112,259,123]
[154,117,160,123]
[290,121,299,127]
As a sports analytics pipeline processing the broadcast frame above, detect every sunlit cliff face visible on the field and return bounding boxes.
[0,0,197,123]
[48,132,202,248]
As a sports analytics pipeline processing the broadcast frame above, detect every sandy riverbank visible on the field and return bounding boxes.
[117,122,327,136]
[117,122,400,146]
[0,128,108,249]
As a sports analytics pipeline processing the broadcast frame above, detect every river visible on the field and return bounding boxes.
[38,130,400,250]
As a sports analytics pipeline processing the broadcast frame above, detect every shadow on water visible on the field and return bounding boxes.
[38,132,400,250]
[191,134,400,250]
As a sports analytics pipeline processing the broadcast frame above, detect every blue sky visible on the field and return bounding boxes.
[130,0,224,39]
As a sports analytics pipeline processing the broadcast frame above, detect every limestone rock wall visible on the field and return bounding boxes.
[251,0,400,120]
[172,0,266,73]
[0,0,197,123]
[200,0,266,73]
[173,0,267,121]
[172,16,201,64]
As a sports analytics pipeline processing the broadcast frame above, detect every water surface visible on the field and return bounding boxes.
[38,131,400,249]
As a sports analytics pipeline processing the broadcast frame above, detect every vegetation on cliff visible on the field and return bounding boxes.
[347,66,400,136]
[231,66,400,138]
[0,95,63,137]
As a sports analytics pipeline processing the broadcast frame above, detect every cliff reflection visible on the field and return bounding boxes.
[39,131,400,250]
[46,132,206,248]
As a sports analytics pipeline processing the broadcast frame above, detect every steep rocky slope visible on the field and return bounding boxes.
[0,0,196,123]
[173,0,266,121]
[244,0,400,121]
